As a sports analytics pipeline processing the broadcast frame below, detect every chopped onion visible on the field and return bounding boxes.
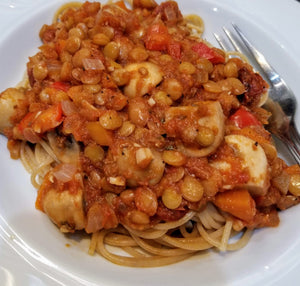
[23,128,41,143]
[272,171,290,195]
[52,163,77,183]
[61,100,78,116]
[95,8,103,25]
[47,62,62,72]
[82,58,105,71]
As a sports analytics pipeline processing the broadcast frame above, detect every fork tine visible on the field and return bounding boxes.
[285,140,300,165]
[213,33,226,50]
[213,33,229,51]
[289,121,300,148]
[222,27,243,54]
[231,23,279,83]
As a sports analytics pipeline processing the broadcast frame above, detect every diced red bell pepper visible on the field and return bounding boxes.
[32,103,64,133]
[51,81,70,92]
[192,42,225,64]
[229,106,261,129]
[145,22,182,59]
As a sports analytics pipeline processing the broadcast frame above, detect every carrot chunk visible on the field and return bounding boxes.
[214,189,256,222]
[86,121,113,146]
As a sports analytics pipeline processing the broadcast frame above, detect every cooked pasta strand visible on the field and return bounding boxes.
[89,231,100,255]
[219,221,233,251]
[104,233,137,247]
[122,246,148,258]
[20,142,36,173]
[30,159,53,189]
[154,211,196,230]
[39,140,60,163]
[130,233,195,256]
[227,229,253,251]
[97,230,193,267]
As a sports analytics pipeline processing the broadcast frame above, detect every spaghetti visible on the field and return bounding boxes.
[1,0,300,267]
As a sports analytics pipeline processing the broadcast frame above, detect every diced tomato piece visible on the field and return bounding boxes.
[32,103,64,133]
[51,81,70,92]
[145,22,170,51]
[192,42,225,64]
[214,189,256,222]
[229,106,261,129]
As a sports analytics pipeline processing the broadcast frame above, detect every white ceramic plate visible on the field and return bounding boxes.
[1,0,300,285]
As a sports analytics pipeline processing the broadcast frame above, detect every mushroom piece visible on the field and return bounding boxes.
[41,186,86,233]
[37,166,86,233]
[165,101,225,157]
[212,134,270,196]
[124,62,164,98]
[113,142,165,187]
[47,132,80,164]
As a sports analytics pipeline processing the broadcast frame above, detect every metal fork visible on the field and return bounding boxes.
[214,23,300,165]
